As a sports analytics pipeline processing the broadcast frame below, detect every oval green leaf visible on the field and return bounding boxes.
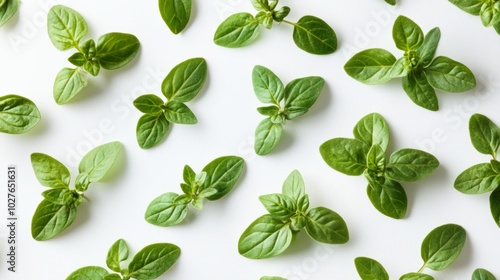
[106,239,129,273]
[136,113,170,149]
[283,76,324,118]
[31,153,70,189]
[214,12,260,48]
[259,194,296,222]
[421,223,466,271]
[252,65,284,105]
[145,192,189,226]
[164,100,197,124]
[392,15,424,51]
[282,169,306,202]
[254,117,283,156]
[161,57,207,102]
[0,94,41,134]
[133,94,165,114]
[96,32,140,70]
[416,27,441,67]
[472,268,497,280]
[53,67,88,105]
[469,113,500,157]
[292,15,337,55]
[449,0,484,15]
[305,206,349,244]
[128,243,181,280]
[0,0,20,27]
[319,138,370,176]
[78,141,122,183]
[366,176,407,219]
[454,163,500,194]
[344,48,396,85]
[354,257,389,280]
[31,199,77,241]
[490,187,500,228]
[385,148,440,182]
[353,112,390,151]
[202,155,245,200]
[47,5,88,51]
[399,272,435,280]
[424,56,476,93]
[66,266,109,280]
[159,0,191,34]
[402,70,439,111]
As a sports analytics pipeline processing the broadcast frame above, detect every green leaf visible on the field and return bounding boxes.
[96,32,140,70]
[254,117,283,156]
[133,94,165,114]
[66,266,109,280]
[106,239,129,273]
[136,113,170,149]
[145,192,189,226]
[214,13,260,48]
[305,207,349,244]
[292,16,337,55]
[273,6,290,22]
[469,114,500,157]
[68,52,86,67]
[31,153,70,189]
[480,3,500,27]
[490,187,500,228]
[128,243,181,280]
[491,160,500,174]
[31,199,77,241]
[257,105,280,117]
[353,112,390,151]
[366,144,386,175]
[354,257,389,280]
[424,56,476,92]
[84,60,100,77]
[75,173,90,192]
[319,138,370,176]
[251,0,271,11]
[392,15,424,51]
[402,70,439,111]
[472,268,497,280]
[201,155,245,200]
[78,141,122,184]
[297,194,310,213]
[454,163,500,194]
[416,27,441,67]
[47,5,88,51]
[283,76,324,119]
[384,0,396,5]
[421,223,466,271]
[0,94,41,134]
[399,272,435,280]
[103,274,122,280]
[162,57,207,102]
[259,194,296,222]
[53,67,88,105]
[80,39,96,59]
[448,0,484,15]
[385,148,439,182]
[0,0,20,27]
[389,57,411,78]
[252,65,284,105]
[344,49,396,85]
[42,189,75,205]
[163,100,197,124]
[182,165,196,185]
[159,0,191,34]
[256,11,273,29]
[366,176,407,219]
[282,170,306,202]
[238,214,293,259]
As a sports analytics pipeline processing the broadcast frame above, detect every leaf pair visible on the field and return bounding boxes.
[48,5,140,104]
[134,57,207,149]
[449,0,500,35]
[355,224,467,280]
[320,113,439,219]
[145,156,244,226]
[252,65,325,155]
[214,0,337,55]
[159,0,192,34]
[0,94,41,134]
[238,170,349,259]
[31,142,122,241]
[344,15,476,111]
[455,114,500,228]
[67,239,180,280]
[0,0,19,27]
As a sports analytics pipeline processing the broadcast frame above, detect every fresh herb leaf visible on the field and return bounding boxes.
[454,163,500,194]
[353,112,390,151]
[161,57,207,102]
[259,194,296,222]
[133,95,165,114]
[164,100,197,124]
[399,272,435,280]
[252,65,284,105]
[31,199,77,241]
[424,56,476,92]
[472,268,497,280]
[392,15,424,51]
[490,187,500,228]
[136,113,171,149]
[385,149,440,182]
[159,0,192,34]
[96,32,140,70]
[53,67,88,105]
[78,141,122,183]
[66,266,109,280]
[366,175,407,219]
[0,94,41,134]
[402,70,439,111]
[106,239,129,273]
[213,12,260,47]
[320,138,369,176]
[0,0,20,27]
[468,114,500,158]
[47,5,88,51]
[201,156,245,200]
[420,224,466,271]
[449,0,484,15]
[31,153,70,189]
[127,243,181,279]
[291,15,337,55]
[354,257,389,280]
[344,48,396,85]
[145,192,189,226]
[305,207,349,244]
[254,117,283,155]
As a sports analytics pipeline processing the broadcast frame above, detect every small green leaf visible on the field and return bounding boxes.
[257,105,280,117]
[354,257,389,280]
[490,187,500,228]
[297,194,310,213]
[480,3,500,27]
[84,60,100,77]
[402,70,439,111]
[251,0,271,11]
[252,65,284,105]
[47,5,88,51]
[198,187,218,199]
[273,6,290,22]
[68,53,86,67]
[353,113,390,151]
[366,175,407,219]
[469,114,500,157]
[145,192,189,226]
[0,0,20,27]
[162,57,207,102]
[389,57,411,78]
[0,94,41,134]
[78,141,122,184]
[259,194,296,222]
[305,207,349,244]
[424,56,476,93]
[74,173,90,192]
[366,144,386,175]
[66,266,109,280]
[472,268,497,280]
[136,113,170,149]
[416,27,441,67]
[53,67,88,105]
[182,165,196,185]
[292,16,337,55]
[399,272,435,280]
[106,239,129,273]
[392,15,424,51]
[133,94,165,114]
[31,199,77,241]
[283,76,324,118]
[454,163,500,194]
[201,155,245,200]
[164,100,197,124]
[96,32,140,70]
[385,148,440,182]
[344,49,396,85]
[238,214,293,259]
[256,11,273,29]
[31,153,70,189]
[291,215,307,230]
[448,0,484,15]
[421,223,466,271]
[159,0,192,34]
[254,117,283,156]
[214,13,260,48]
[42,189,75,205]
[282,170,306,202]
[319,138,370,176]
[128,243,181,280]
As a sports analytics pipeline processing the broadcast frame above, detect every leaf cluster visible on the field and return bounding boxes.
[31,142,122,241]
[67,239,180,280]
[145,156,244,226]
[252,65,324,155]
[0,0,19,27]
[344,15,476,111]
[449,0,500,35]
[238,170,349,259]
[159,0,192,34]
[320,113,440,219]
[214,0,337,55]
[455,114,500,228]
[355,224,467,280]
[48,5,141,104]
[0,94,41,134]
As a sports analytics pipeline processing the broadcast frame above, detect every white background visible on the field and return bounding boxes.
[1,0,500,279]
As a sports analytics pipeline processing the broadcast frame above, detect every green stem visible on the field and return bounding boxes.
[417,262,426,273]
[281,19,296,27]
